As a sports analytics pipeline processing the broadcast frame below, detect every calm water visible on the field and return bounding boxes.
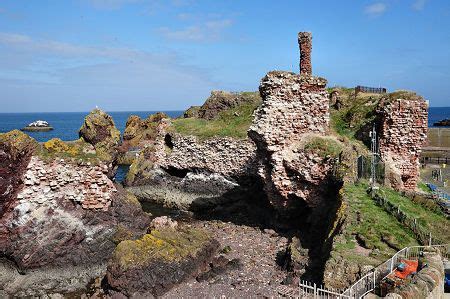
[0,111,183,142]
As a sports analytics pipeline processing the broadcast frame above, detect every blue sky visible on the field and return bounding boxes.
[0,0,449,112]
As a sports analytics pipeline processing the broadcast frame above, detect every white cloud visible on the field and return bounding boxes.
[157,18,233,42]
[0,32,216,111]
[412,0,428,11]
[364,2,387,17]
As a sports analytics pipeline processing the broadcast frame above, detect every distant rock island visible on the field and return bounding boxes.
[21,120,54,132]
[433,118,450,127]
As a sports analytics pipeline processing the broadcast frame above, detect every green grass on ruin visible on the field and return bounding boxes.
[172,92,261,140]
[329,87,424,143]
[304,136,344,158]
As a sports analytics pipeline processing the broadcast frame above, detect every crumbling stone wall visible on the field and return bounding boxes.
[377,97,428,191]
[17,156,116,211]
[248,32,332,210]
[156,130,257,180]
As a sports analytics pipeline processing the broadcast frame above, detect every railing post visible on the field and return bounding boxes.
[313,282,317,299]
[429,233,432,246]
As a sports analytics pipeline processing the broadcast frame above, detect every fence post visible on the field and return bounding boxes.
[373,270,376,289]
[313,282,317,299]
[429,233,432,246]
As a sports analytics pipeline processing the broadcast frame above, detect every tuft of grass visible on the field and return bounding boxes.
[304,136,343,158]
[173,100,261,140]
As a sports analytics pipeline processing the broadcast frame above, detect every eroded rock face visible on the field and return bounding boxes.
[106,227,219,297]
[197,91,261,120]
[377,94,428,191]
[79,109,121,164]
[156,133,258,181]
[183,105,201,118]
[0,130,37,216]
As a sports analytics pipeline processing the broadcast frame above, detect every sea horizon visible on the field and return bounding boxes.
[1,107,449,143]
[0,106,449,114]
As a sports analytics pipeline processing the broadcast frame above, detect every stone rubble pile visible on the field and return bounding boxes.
[378,98,428,191]
[17,156,116,210]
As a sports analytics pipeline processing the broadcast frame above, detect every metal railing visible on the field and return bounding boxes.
[298,244,449,298]
[299,280,350,298]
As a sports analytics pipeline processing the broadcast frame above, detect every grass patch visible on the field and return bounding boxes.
[378,186,450,243]
[173,100,260,140]
[331,181,419,266]
[417,182,430,193]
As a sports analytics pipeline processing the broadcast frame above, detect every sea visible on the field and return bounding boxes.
[0,107,449,143]
[0,111,183,142]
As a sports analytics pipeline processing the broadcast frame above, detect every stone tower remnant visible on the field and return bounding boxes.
[298,32,312,76]
[249,32,332,210]
[377,95,428,191]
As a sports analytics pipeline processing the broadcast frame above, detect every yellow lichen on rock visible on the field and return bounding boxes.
[44,138,79,156]
[0,130,37,158]
[112,228,213,270]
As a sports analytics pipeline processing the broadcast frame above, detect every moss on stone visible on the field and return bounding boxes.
[123,112,168,147]
[183,105,200,118]
[78,109,120,163]
[124,192,141,207]
[112,225,135,245]
[112,227,213,270]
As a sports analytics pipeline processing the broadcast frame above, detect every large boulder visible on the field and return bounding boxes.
[122,112,168,148]
[183,105,200,118]
[106,227,219,297]
[79,109,120,165]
